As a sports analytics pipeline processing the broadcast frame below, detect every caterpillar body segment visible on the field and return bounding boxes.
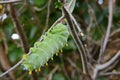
[22,23,69,71]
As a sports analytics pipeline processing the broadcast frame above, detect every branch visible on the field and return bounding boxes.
[0,59,23,78]
[100,72,120,76]
[64,3,93,64]
[92,50,120,80]
[0,45,15,79]
[101,60,119,73]
[0,0,22,4]
[67,57,81,72]
[59,54,71,80]
[98,0,113,63]
[61,4,88,74]
[9,4,29,53]
[38,16,64,41]
[65,6,83,33]
[42,0,52,34]
[0,49,32,78]
[68,0,74,9]
[48,65,59,80]
[34,4,47,12]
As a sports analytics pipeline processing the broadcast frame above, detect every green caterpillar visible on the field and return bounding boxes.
[22,23,69,74]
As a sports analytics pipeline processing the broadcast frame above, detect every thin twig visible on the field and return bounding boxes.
[66,2,94,66]
[98,0,113,63]
[0,0,22,4]
[9,4,29,53]
[101,60,119,73]
[92,50,120,80]
[42,0,52,34]
[59,54,71,80]
[67,10,82,33]
[0,59,23,78]
[34,4,47,12]
[67,57,81,72]
[100,72,120,76]
[17,1,27,16]
[97,50,120,71]
[0,50,31,78]
[48,65,59,80]
[62,5,88,74]
[68,0,74,9]
[38,16,64,41]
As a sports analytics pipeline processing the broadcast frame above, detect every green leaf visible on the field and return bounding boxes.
[55,2,63,10]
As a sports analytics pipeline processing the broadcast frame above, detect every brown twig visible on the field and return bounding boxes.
[38,16,64,41]
[9,4,29,53]
[0,0,22,4]
[0,31,15,80]
[0,30,8,54]
[66,57,81,72]
[42,0,52,34]
[61,5,88,74]
[0,59,23,78]
[34,4,47,12]
[98,0,113,63]
[101,60,119,73]
[59,53,71,80]
[92,50,120,80]
[17,1,27,16]
[100,72,120,76]
[48,65,59,80]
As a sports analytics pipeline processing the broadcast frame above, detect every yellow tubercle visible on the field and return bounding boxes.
[29,71,32,75]
[56,53,58,56]
[60,49,63,53]
[65,44,69,47]
[51,57,54,60]
[46,63,48,66]
[38,68,41,71]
